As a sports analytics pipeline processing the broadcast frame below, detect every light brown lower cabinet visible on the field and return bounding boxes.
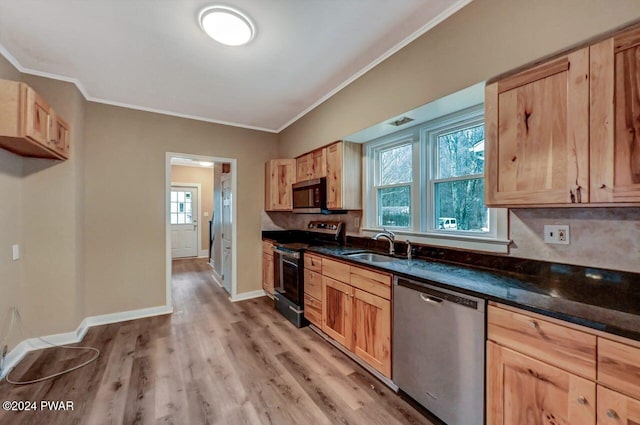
[597,385,640,425]
[352,288,391,378]
[487,341,596,425]
[322,275,353,349]
[488,303,640,425]
[261,241,274,295]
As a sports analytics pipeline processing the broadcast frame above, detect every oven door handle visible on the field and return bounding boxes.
[272,246,301,259]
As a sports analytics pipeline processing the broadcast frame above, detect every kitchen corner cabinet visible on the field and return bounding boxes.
[487,303,640,425]
[326,141,362,210]
[590,27,640,203]
[265,159,295,211]
[485,47,590,206]
[261,240,275,295]
[296,148,326,182]
[0,79,70,160]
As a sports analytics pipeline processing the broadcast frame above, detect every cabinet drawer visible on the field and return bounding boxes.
[488,305,596,379]
[598,338,640,399]
[262,240,274,255]
[322,258,350,282]
[304,253,322,273]
[350,265,391,300]
[304,294,322,328]
[304,269,322,299]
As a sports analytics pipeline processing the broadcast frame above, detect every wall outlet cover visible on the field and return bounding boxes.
[544,225,570,245]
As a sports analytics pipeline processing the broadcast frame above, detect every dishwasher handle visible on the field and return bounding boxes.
[396,277,484,311]
[420,293,443,304]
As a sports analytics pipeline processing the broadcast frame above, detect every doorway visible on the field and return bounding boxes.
[220,174,232,293]
[166,153,238,306]
[170,185,199,258]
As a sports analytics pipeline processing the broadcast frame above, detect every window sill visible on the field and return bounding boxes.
[360,228,511,254]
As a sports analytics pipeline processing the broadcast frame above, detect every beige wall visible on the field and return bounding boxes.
[0,56,87,349]
[171,165,214,252]
[0,55,23,350]
[278,0,640,273]
[280,0,640,157]
[83,103,278,316]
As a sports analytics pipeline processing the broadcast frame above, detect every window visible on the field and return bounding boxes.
[375,143,413,228]
[365,105,506,250]
[170,190,193,224]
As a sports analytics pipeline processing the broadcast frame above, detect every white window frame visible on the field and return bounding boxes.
[363,104,509,254]
[371,136,419,230]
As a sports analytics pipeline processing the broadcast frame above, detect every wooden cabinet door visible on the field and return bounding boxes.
[591,28,640,203]
[23,85,51,145]
[296,153,311,182]
[48,112,70,158]
[597,385,640,425]
[487,341,596,425]
[485,47,590,206]
[310,148,327,179]
[265,159,295,211]
[322,276,352,349]
[352,289,391,378]
[262,252,274,295]
[325,142,343,209]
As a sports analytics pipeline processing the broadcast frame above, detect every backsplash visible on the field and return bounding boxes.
[509,208,640,274]
[263,210,363,234]
[263,208,640,274]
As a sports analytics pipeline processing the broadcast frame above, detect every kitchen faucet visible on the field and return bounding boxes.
[373,229,395,255]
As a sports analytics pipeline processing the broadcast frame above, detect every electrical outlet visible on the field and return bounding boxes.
[544,225,570,245]
[12,244,19,260]
[354,217,360,228]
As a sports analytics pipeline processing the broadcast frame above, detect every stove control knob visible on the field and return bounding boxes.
[308,223,314,228]
[331,225,337,230]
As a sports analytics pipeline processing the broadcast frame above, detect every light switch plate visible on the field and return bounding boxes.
[12,244,20,260]
[544,225,570,245]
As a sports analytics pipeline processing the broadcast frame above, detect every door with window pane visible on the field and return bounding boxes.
[170,186,198,258]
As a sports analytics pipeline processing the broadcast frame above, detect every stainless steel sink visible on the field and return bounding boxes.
[344,252,394,263]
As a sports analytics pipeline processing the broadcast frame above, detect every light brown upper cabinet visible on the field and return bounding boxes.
[0,79,70,160]
[296,148,326,182]
[326,141,362,210]
[485,47,590,206]
[486,23,640,207]
[265,159,295,211]
[590,27,640,203]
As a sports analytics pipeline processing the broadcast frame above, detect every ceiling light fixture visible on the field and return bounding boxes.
[199,5,255,46]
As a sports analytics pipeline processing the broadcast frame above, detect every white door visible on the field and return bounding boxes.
[170,186,198,258]
[221,176,232,293]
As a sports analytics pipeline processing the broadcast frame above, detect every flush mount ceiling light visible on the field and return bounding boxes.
[199,5,255,46]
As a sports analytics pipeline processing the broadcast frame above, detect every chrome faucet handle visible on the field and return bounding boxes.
[406,240,413,260]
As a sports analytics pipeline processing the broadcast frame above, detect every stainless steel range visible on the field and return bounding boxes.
[272,221,344,327]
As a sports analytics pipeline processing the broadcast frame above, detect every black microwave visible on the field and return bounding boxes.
[292,178,327,213]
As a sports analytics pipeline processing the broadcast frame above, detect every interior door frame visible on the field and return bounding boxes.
[170,182,202,258]
[220,173,232,293]
[165,152,238,307]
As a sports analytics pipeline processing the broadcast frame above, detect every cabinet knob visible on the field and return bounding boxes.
[606,409,618,419]
[577,396,587,405]
[528,320,538,329]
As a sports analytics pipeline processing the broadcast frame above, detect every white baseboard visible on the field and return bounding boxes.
[0,304,173,379]
[229,289,267,302]
[211,269,223,287]
[197,250,208,258]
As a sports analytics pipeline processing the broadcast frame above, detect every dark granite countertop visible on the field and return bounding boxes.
[304,244,640,342]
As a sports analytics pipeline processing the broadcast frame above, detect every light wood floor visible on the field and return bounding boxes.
[0,258,436,425]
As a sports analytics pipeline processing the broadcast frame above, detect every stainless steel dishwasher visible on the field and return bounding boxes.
[393,277,486,425]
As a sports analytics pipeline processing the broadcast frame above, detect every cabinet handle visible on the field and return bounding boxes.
[606,409,618,419]
[577,396,587,405]
[528,320,538,329]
